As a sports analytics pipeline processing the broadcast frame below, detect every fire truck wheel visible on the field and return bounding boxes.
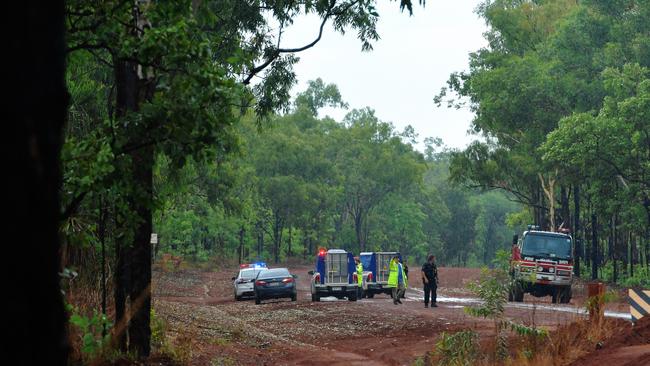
[552,290,559,304]
[512,283,524,302]
[559,286,572,304]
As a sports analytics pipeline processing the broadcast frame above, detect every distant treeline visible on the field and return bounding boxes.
[152,79,521,268]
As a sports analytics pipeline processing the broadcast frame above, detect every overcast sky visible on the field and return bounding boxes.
[281,1,488,150]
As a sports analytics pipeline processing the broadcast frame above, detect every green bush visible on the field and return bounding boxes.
[67,304,112,360]
[435,330,479,366]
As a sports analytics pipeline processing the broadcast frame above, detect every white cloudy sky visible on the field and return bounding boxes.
[279,1,488,150]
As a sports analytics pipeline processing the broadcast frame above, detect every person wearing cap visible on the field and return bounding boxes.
[354,256,363,299]
[388,255,407,305]
[421,254,438,308]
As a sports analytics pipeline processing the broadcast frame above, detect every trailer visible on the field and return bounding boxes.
[359,251,402,298]
[309,249,358,301]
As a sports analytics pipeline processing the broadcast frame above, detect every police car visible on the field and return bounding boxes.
[232,262,267,301]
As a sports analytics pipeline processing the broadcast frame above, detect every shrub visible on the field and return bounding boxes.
[434,330,479,366]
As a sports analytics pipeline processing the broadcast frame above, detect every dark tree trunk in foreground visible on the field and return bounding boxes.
[128,144,153,357]
[114,56,153,357]
[7,1,69,364]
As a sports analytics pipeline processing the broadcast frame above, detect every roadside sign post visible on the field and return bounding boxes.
[151,233,158,260]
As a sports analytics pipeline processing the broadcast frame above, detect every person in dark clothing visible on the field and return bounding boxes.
[421,255,438,308]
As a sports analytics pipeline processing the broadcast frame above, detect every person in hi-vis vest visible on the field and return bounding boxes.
[388,255,407,305]
[354,257,363,299]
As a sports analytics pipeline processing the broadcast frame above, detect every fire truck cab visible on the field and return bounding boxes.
[359,251,402,298]
[510,226,574,304]
[309,249,358,302]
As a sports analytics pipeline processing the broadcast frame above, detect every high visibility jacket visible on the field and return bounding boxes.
[388,260,408,288]
[356,263,363,287]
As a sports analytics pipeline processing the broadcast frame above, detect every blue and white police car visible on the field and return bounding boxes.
[232,262,267,301]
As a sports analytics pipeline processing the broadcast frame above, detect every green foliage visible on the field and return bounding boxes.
[439,0,650,283]
[434,330,480,366]
[67,304,112,359]
[465,268,509,320]
[464,268,547,361]
[491,249,511,272]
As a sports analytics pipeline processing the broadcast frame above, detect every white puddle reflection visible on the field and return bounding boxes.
[407,288,631,320]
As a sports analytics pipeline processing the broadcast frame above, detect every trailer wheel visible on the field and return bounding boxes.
[348,293,357,301]
[311,293,320,302]
[367,292,374,299]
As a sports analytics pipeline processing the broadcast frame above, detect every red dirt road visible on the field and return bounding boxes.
[152,265,644,365]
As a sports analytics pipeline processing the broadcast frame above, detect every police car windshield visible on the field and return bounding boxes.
[240,269,262,279]
[258,268,290,279]
[522,234,572,259]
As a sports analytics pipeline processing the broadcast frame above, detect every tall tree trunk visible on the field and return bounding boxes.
[288,226,293,257]
[8,1,69,363]
[127,145,153,357]
[354,212,366,252]
[630,232,634,277]
[609,216,616,283]
[238,226,245,264]
[257,222,264,260]
[114,54,153,357]
[573,185,581,277]
[99,196,108,337]
[560,185,570,229]
[114,229,128,351]
[591,214,598,280]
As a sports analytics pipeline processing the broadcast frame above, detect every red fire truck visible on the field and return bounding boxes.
[509,225,574,304]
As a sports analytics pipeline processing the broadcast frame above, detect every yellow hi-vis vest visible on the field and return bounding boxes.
[387,260,408,288]
[356,262,363,287]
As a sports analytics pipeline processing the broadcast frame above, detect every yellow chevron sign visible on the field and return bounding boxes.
[628,289,650,322]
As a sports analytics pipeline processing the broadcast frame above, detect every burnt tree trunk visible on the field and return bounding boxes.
[8,1,69,363]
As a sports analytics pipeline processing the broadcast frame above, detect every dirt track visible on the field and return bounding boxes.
[152,265,646,365]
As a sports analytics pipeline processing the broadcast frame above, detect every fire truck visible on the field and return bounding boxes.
[509,225,574,304]
[309,248,358,301]
[359,251,402,298]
